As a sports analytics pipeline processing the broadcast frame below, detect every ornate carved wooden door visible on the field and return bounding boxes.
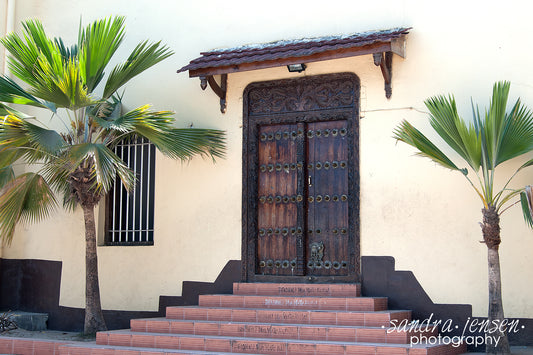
[243,73,360,283]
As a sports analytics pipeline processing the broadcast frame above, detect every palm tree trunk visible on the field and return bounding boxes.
[482,206,510,354]
[82,203,107,334]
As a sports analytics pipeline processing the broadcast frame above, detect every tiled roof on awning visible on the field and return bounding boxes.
[178,27,411,112]
[177,27,410,77]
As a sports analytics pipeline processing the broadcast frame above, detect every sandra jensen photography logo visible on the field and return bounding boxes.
[388,314,524,348]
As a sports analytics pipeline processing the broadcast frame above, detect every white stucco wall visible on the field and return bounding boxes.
[2,0,533,321]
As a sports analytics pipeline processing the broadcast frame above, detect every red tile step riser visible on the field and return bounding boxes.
[0,337,70,355]
[199,294,388,311]
[95,331,467,355]
[59,342,467,355]
[59,344,245,355]
[165,307,411,327]
[233,282,361,297]
[130,318,438,344]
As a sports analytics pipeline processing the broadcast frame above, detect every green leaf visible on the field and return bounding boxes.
[0,15,226,245]
[0,114,31,149]
[0,173,57,245]
[162,128,226,161]
[0,75,47,108]
[0,103,32,118]
[1,20,47,87]
[78,16,126,93]
[28,55,95,109]
[103,40,173,99]
[38,155,75,207]
[1,19,95,110]
[496,98,533,166]
[67,143,135,193]
[54,37,78,61]
[485,81,510,168]
[0,115,65,159]
[393,119,460,171]
[0,166,15,188]
[98,105,226,160]
[425,95,481,171]
[520,187,533,229]
[25,122,66,154]
[396,81,533,213]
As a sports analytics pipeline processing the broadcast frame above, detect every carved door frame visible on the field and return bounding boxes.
[242,72,361,283]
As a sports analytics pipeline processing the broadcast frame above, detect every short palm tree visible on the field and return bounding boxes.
[0,17,225,334]
[393,81,533,355]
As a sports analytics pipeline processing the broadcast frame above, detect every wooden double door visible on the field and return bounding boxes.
[242,73,360,283]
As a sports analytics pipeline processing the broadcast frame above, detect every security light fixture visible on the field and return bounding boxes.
[287,63,306,72]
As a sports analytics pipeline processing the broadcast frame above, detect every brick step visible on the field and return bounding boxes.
[166,306,411,327]
[130,317,438,344]
[95,329,467,355]
[199,294,388,311]
[233,282,361,297]
[59,343,262,355]
[2,282,466,355]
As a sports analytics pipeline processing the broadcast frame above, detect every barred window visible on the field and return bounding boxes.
[105,137,155,245]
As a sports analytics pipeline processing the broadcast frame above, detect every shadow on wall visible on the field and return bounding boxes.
[0,259,241,332]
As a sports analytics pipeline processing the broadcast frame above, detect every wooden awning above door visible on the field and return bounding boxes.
[177,27,411,112]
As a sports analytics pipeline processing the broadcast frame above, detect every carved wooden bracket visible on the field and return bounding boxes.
[199,74,227,113]
[373,51,393,99]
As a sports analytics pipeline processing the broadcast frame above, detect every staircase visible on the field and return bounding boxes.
[59,283,467,354]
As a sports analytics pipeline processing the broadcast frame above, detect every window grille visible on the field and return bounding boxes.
[105,136,155,245]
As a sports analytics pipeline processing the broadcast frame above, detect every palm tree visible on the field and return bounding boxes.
[393,81,533,354]
[0,17,225,334]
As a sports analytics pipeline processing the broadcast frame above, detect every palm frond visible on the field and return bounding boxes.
[0,103,32,118]
[89,95,122,124]
[54,37,78,61]
[2,20,95,110]
[1,19,66,105]
[496,98,533,165]
[98,105,226,160]
[0,15,224,247]
[393,119,462,172]
[20,19,58,64]
[0,149,24,169]
[0,115,31,149]
[473,101,493,203]
[155,128,226,161]
[425,95,481,171]
[520,186,533,228]
[485,81,510,168]
[0,173,57,245]
[0,166,15,188]
[0,21,45,86]
[0,114,65,158]
[0,75,47,108]
[25,121,66,154]
[38,154,76,208]
[28,55,95,109]
[396,81,533,216]
[78,16,126,93]
[67,143,135,193]
[103,40,173,99]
